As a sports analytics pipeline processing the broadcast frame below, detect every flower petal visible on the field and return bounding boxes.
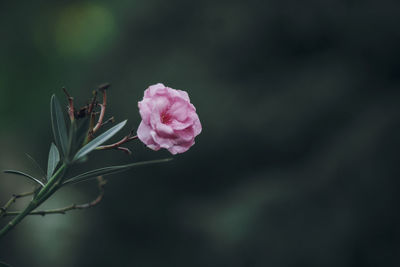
[137,121,160,150]
[146,83,166,97]
[137,83,201,154]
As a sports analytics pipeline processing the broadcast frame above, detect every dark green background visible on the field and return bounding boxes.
[1,0,400,266]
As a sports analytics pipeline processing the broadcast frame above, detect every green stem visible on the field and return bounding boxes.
[37,163,67,200]
[0,163,67,239]
[4,176,106,217]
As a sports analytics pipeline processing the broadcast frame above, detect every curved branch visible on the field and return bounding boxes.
[0,190,36,217]
[3,176,106,217]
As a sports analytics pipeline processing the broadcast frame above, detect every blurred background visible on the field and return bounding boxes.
[1,0,400,266]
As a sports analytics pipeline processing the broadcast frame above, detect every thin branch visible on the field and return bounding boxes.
[101,116,115,127]
[84,90,99,143]
[0,190,36,217]
[63,87,75,122]
[87,90,98,114]
[116,147,132,155]
[97,135,128,149]
[92,89,107,134]
[96,133,138,151]
[97,83,110,91]
[86,112,97,143]
[3,176,106,217]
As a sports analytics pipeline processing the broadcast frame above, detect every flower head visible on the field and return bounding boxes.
[137,83,202,154]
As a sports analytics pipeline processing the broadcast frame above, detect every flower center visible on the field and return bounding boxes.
[161,112,172,124]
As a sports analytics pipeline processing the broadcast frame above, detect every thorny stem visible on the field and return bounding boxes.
[3,177,106,217]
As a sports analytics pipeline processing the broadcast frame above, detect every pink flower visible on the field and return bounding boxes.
[137,83,202,154]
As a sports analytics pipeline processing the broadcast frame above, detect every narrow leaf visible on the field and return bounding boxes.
[66,120,77,158]
[71,117,90,155]
[47,143,60,179]
[25,153,46,178]
[3,170,45,187]
[50,94,68,157]
[73,120,127,161]
[62,158,172,186]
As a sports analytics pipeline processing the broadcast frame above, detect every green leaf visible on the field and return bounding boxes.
[75,117,90,148]
[3,170,45,187]
[73,120,127,161]
[62,158,172,186]
[0,261,13,267]
[66,120,77,158]
[50,95,68,157]
[47,143,60,180]
[25,153,46,178]
[68,117,90,156]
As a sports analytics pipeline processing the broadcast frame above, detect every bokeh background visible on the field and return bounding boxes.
[1,0,400,266]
